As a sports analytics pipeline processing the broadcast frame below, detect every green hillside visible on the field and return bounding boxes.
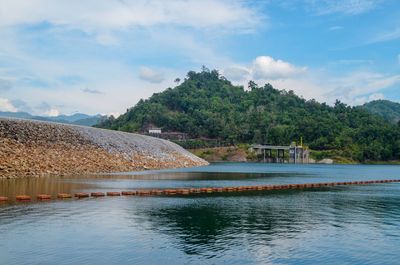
[97,69,400,162]
[363,99,400,124]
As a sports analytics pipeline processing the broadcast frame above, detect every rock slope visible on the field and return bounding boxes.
[0,118,208,178]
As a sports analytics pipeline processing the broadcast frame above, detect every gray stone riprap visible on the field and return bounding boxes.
[0,118,208,178]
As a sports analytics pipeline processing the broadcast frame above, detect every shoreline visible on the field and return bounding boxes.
[189,146,400,165]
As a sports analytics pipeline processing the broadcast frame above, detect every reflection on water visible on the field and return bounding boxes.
[0,177,95,202]
[1,163,400,264]
[2,162,400,201]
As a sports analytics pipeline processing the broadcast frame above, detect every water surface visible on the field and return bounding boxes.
[1,163,400,264]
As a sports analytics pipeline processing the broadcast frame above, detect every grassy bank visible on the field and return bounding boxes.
[189,145,256,162]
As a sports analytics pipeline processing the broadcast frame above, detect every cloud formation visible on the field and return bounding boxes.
[306,0,379,15]
[0,0,261,33]
[224,56,400,106]
[0,0,397,116]
[34,101,60,116]
[252,56,307,80]
[0,78,12,91]
[329,26,343,31]
[10,99,33,113]
[369,27,400,44]
[138,67,165,83]
[44,108,60,117]
[223,66,250,81]
[223,56,306,81]
[0,97,17,112]
[82,88,102,94]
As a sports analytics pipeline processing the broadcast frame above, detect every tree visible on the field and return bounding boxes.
[96,68,400,162]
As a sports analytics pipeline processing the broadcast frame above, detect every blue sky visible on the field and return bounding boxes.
[0,0,399,116]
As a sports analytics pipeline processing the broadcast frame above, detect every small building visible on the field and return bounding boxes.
[250,142,310,164]
[148,127,162,134]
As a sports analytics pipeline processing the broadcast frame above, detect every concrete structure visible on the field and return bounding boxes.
[250,143,310,163]
[148,127,162,134]
[288,144,310,164]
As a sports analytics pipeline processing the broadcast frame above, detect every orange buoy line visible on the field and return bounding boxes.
[91,192,105,197]
[1,179,400,203]
[58,193,72,199]
[121,191,136,196]
[16,195,31,201]
[75,192,89,198]
[37,194,52,200]
[106,192,121,196]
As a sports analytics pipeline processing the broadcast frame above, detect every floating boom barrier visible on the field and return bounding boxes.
[1,179,400,203]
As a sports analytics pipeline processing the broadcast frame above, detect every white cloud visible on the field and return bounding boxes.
[10,99,32,113]
[138,67,165,83]
[96,33,119,46]
[44,108,60,117]
[0,97,18,112]
[352,93,385,105]
[82,87,102,94]
[0,78,13,91]
[223,66,250,81]
[223,56,306,83]
[329,26,343,31]
[335,59,374,65]
[369,27,400,44]
[252,56,307,80]
[272,71,400,105]
[105,112,121,118]
[296,71,400,105]
[369,93,385,101]
[0,0,265,116]
[225,56,400,106]
[307,0,380,15]
[332,72,400,98]
[0,0,261,33]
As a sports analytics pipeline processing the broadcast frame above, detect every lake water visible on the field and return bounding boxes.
[1,163,400,264]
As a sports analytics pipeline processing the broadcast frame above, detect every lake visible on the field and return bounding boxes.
[1,163,400,264]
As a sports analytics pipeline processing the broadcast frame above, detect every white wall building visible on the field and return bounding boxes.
[148,128,162,134]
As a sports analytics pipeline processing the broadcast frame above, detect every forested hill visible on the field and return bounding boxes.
[362,100,400,124]
[97,69,400,162]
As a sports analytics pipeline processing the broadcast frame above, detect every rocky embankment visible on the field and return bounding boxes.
[0,118,208,178]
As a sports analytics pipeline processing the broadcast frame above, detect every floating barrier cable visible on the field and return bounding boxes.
[2,179,399,203]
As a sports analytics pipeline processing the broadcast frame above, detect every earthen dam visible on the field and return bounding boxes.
[0,118,208,178]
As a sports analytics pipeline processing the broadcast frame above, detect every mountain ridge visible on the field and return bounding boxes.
[0,111,104,126]
[362,99,400,124]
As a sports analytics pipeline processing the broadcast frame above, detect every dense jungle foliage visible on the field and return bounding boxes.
[362,99,400,124]
[97,69,400,161]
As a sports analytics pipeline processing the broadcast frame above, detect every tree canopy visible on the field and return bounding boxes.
[97,69,400,162]
[362,99,400,124]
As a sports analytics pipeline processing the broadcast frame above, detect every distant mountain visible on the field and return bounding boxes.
[54,113,93,122]
[0,111,33,119]
[362,100,400,124]
[0,111,104,126]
